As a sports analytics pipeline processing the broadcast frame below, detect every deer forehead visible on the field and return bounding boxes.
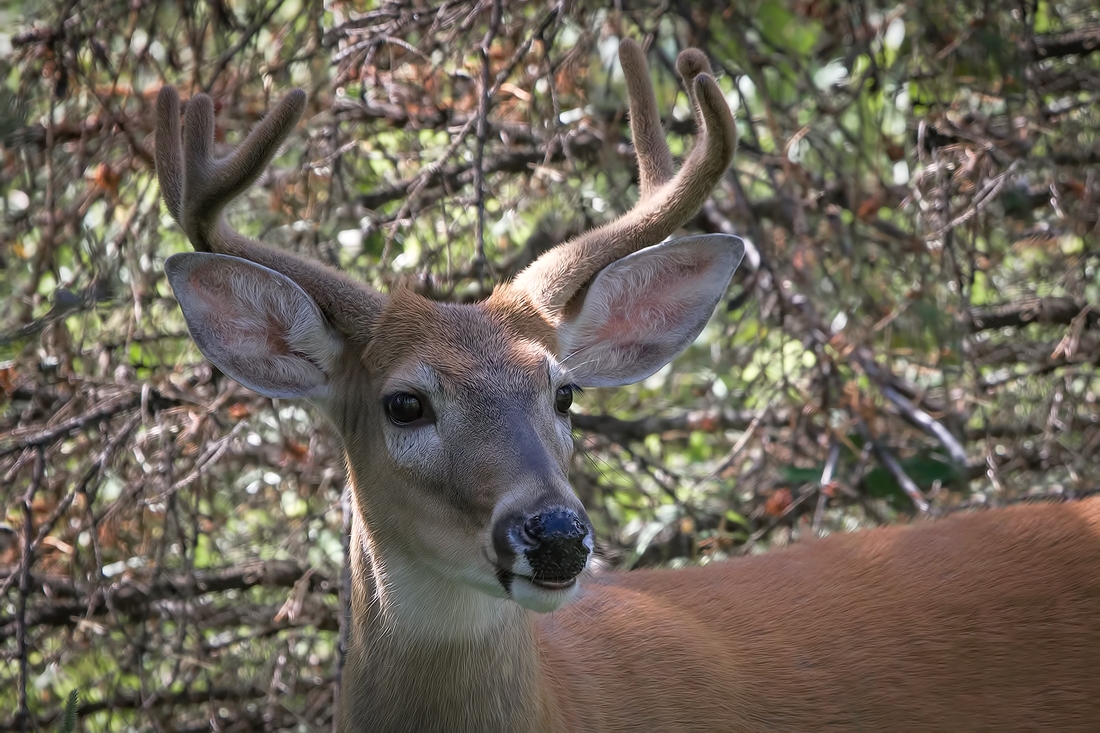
[360,289,562,397]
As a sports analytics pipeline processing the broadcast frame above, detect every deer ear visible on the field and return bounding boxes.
[557,234,744,387]
[165,252,344,398]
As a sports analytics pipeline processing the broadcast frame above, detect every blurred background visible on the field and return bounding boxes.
[2,0,1098,729]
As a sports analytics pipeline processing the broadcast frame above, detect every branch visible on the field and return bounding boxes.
[571,408,793,444]
[856,420,930,513]
[969,296,1099,332]
[574,405,1096,447]
[0,393,141,457]
[1032,26,1100,60]
[0,678,332,732]
[878,384,968,466]
[0,560,333,642]
[356,129,604,210]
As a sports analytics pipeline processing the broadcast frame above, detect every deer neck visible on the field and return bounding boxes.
[337,496,559,733]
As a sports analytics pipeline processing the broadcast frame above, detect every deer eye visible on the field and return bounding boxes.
[555,385,574,414]
[384,392,426,425]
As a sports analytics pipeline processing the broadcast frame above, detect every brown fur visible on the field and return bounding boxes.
[542,498,1100,730]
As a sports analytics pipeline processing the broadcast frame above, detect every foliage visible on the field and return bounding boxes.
[58,690,78,733]
[1,0,1098,729]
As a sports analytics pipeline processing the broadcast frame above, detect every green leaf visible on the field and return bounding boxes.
[60,689,79,733]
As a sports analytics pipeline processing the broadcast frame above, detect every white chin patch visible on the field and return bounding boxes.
[509,575,582,613]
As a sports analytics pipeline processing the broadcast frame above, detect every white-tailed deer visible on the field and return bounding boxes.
[156,40,1100,731]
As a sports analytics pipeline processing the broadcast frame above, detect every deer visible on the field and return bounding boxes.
[154,38,1100,731]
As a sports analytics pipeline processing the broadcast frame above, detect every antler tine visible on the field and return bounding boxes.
[155,87,185,222]
[155,86,385,340]
[618,39,675,198]
[675,49,713,143]
[508,43,737,320]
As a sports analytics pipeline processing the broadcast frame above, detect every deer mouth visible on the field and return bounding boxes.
[523,574,578,591]
[493,564,579,595]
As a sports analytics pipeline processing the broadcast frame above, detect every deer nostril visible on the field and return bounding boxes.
[528,508,587,541]
[523,514,544,542]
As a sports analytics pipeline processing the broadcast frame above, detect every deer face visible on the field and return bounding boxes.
[333,291,590,613]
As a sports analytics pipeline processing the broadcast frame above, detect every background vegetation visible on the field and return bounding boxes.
[2,0,1098,729]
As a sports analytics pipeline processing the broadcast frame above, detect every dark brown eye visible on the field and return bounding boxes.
[555,385,574,414]
[384,392,425,425]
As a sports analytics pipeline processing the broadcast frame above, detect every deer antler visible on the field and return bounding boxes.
[507,39,737,320]
[155,86,384,339]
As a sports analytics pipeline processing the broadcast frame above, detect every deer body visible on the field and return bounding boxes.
[155,39,1100,732]
[337,495,1100,731]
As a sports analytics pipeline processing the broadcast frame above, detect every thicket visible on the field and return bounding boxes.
[2,0,1098,729]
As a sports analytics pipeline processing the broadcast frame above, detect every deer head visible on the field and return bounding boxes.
[155,39,741,621]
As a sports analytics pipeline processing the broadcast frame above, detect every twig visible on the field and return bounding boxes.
[878,384,968,466]
[856,420,929,513]
[14,449,44,733]
[472,0,502,274]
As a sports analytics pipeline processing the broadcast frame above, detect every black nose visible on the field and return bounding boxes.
[521,508,590,582]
